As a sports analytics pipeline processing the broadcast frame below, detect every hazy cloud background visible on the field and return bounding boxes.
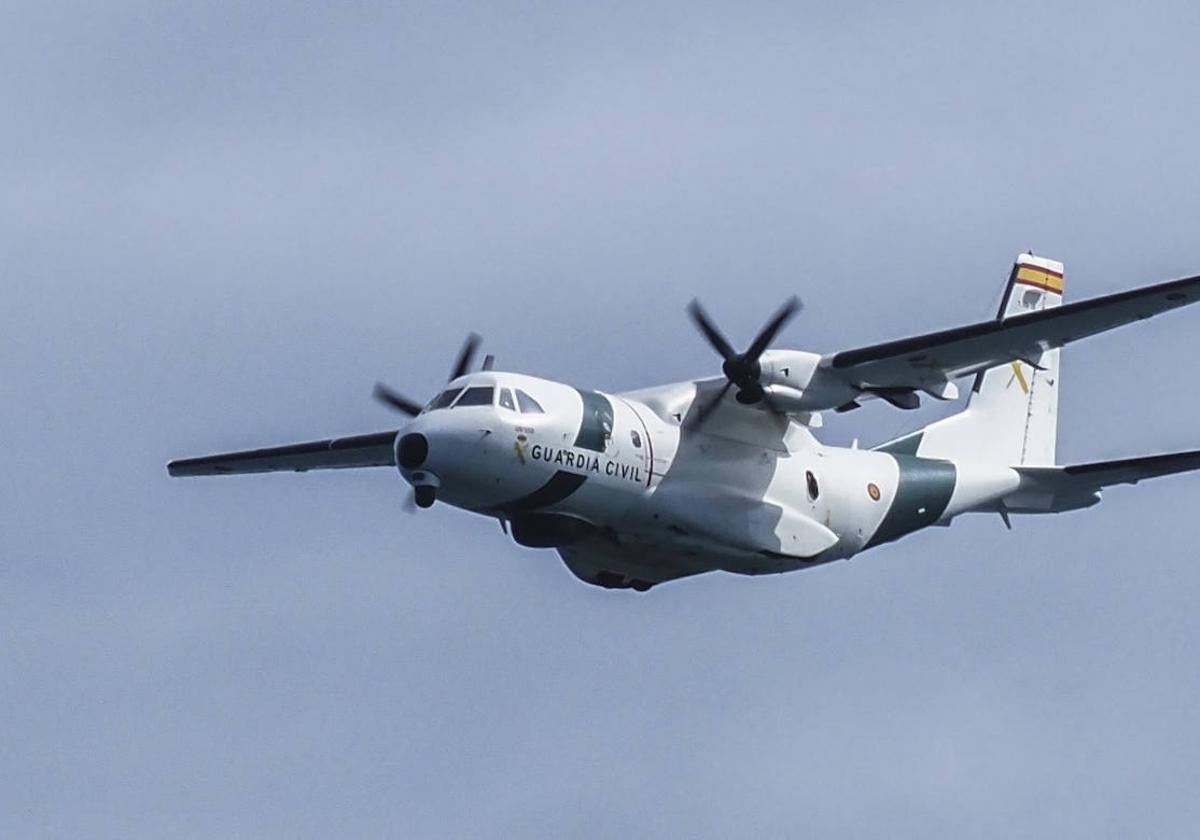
[5,2,1200,836]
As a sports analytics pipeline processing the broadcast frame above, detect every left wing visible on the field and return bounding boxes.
[168,430,399,477]
[825,272,1200,393]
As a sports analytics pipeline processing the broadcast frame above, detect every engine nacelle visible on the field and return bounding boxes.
[760,384,811,413]
[757,350,859,412]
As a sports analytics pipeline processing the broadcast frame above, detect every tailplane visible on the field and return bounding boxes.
[1008,449,1200,513]
[879,254,1063,466]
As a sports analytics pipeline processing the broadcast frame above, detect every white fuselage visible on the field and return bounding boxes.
[397,371,1020,586]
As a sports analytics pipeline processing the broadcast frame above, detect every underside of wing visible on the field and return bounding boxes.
[168,430,399,477]
[827,270,1200,393]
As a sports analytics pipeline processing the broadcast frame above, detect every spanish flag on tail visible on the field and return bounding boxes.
[1004,253,1064,312]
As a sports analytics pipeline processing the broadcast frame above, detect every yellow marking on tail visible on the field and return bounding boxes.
[1006,361,1030,394]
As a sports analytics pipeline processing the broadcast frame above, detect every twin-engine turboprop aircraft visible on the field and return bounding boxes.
[171,254,1200,591]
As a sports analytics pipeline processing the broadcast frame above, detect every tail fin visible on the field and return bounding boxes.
[881,254,1064,466]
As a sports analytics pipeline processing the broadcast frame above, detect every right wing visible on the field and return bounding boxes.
[168,430,399,477]
[825,271,1200,393]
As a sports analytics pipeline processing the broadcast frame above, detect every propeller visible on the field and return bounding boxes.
[686,296,802,425]
[371,382,422,416]
[369,332,485,513]
[448,332,482,381]
[372,332,484,417]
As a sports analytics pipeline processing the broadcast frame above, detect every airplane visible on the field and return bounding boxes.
[170,254,1200,591]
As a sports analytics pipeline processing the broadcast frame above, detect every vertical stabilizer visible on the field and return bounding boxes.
[887,254,1063,466]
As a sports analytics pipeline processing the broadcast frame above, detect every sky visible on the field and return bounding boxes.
[4,1,1200,836]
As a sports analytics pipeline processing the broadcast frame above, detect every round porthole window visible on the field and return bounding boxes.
[630,430,642,448]
[806,470,819,500]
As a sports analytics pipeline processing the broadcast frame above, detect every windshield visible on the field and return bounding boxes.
[425,388,463,412]
[453,386,495,407]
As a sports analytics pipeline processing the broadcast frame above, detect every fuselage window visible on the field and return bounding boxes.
[427,388,463,411]
[498,388,516,411]
[806,470,820,501]
[454,386,495,407]
[630,430,642,448]
[516,390,544,414]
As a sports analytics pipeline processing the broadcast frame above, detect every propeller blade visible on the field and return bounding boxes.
[449,333,482,381]
[372,382,423,416]
[687,300,737,361]
[744,295,802,361]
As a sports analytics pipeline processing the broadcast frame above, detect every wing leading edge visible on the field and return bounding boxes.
[826,271,1200,392]
[168,430,399,477]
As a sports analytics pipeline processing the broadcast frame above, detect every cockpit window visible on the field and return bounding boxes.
[498,388,516,411]
[426,388,462,411]
[516,390,544,414]
[453,386,495,407]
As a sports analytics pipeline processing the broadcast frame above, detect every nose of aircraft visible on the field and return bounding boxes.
[395,411,501,509]
[396,430,439,508]
[396,432,428,469]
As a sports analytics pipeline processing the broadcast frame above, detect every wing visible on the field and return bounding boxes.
[168,430,399,477]
[826,273,1200,392]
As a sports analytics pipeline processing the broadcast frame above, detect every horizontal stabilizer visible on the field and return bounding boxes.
[168,430,398,476]
[1019,449,1200,488]
[1007,448,1200,513]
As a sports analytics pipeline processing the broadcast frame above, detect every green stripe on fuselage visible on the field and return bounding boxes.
[865,454,956,548]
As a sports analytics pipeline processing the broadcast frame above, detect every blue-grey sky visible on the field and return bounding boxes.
[5,2,1200,837]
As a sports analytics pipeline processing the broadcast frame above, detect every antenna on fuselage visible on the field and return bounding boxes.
[482,354,495,371]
